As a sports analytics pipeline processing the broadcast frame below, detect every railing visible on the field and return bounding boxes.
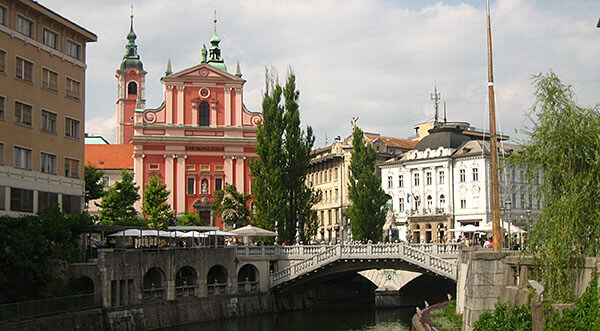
[269,243,458,288]
[0,293,101,322]
[207,283,227,295]
[142,288,165,301]
[237,281,259,293]
[175,285,196,297]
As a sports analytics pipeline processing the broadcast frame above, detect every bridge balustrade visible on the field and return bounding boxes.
[207,283,228,295]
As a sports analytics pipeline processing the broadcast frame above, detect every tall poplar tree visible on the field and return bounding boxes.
[347,126,388,242]
[249,69,318,243]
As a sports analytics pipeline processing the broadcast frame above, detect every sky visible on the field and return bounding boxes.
[45,0,600,147]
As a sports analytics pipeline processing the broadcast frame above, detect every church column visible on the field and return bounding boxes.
[192,101,198,126]
[235,156,245,192]
[225,87,232,126]
[165,85,174,124]
[224,156,233,185]
[210,100,217,128]
[235,88,242,126]
[134,153,144,211]
[165,154,174,208]
[176,85,185,125]
[176,155,186,214]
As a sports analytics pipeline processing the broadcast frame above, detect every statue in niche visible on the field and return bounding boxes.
[201,179,209,194]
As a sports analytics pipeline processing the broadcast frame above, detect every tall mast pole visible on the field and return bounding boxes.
[487,0,502,251]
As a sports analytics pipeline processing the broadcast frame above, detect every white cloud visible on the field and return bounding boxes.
[44,0,600,146]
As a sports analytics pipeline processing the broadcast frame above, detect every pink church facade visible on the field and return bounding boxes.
[115,17,262,227]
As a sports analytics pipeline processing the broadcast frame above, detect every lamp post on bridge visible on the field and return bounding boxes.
[504,199,512,249]
[274,221,279,244]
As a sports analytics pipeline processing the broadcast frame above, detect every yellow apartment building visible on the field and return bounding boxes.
[0,0,96,216]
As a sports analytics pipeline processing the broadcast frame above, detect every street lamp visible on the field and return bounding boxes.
[274,221,279,244]
[504,199,512,249]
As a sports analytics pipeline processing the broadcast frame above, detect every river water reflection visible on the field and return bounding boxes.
[167,306,415,331]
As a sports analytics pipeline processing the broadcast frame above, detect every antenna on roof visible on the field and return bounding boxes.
[443,101,447,123]
[431,85,441,124]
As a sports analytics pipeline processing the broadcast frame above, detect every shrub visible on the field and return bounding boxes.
[474,302,531,331]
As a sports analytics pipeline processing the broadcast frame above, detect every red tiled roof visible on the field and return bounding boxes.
[85,145,134,169]
[364,134,417,149]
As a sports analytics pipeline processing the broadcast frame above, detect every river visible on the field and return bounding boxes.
[166,306,415,331]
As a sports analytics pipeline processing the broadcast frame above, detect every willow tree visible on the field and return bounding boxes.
[513,71,600,302]
[347,126,388,242]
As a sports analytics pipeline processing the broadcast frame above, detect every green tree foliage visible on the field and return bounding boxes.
[84,164,105,206]
[0,206,92,303]
[212,184,252,228]
[545,277,600,330]
[474,302,532,331]
[249,69,318,244]
[177,212,204,226]
[142,176,175,229]
[98,169,142,226]
[347,126,388,242]
[512,72,600,302]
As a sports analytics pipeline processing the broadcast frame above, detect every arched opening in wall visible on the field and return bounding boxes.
[413,224,421,244]
[175,266,197,297]
[143,267,166,301]
[439,194,445,212]
[207,265,228,295]
[199,101,210,126]
[426,195,433,210]
[127,81,138,96]
[238,264,259,293]
[71,276,94,294]
[425,224,433,243]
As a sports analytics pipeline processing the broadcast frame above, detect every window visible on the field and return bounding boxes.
[0,186,5,210]
[426,172,432,185]
[199,101,210,126]
[201,179,209,194]
[102,176,110,188]
[528,194,532,209]
[215,178,223,191]
[459,169,466,182]
[0,6,6,26]
[0,49,5,74]
[65,117,80,139]
[439,170,445,184]
[439,194,445,207]
[15,101,32,126]
[334,167,338,180]
[42,68,58,92]
[43,28,59,49]
[512,193,516,207]
[149,164,160,171]
[187,177,195,195]
[38,191,58,213]
[41,110,57,132]
[16,15,34,38]
[426,195,433,209]
[460,199,467,209]
[520,170,524,183]
[66,78,80,100]
[520,193,525,209]
[387,176,393,188]
[511,168,516,182]
[66,40,81,59]
[13,146,31,169]
[16,57,33,83]
[0,142,4,165]
[414,173,420,186]
[127,81,137,95]
[40,152,57,174]
[62,194,82,214]
[398,175,403,188]
[472,168,479,181]
[64,158,79,178]
[10,187,33,212]
[0,95,4,119]
[398,198,404,212]
[335,188,339,201]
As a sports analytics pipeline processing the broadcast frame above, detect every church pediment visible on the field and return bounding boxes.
[165,64,244,82]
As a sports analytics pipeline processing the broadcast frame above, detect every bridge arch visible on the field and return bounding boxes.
[71,276,94,294]
[143,267,166,301]
[237,263,259,293]
[207,264,228,295]
[176,265,197,297]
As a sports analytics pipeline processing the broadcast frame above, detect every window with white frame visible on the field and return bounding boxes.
[398,197,404,212]
[65,117,80,139]
[41,110,57,133]
[40,152,57,174]
[43,28,59,49]
[187,177,195,195]
[426,171,432,185]
[459,169,466,182]
[66,78,80,100]
[66,40,81,59]
[0,95,5,119]
[13,146,31,169]
[42,68,58,92]
[16,15,34,38]
[14,101,32,126]
[215,178,223,191]
[0,49,5,74]
[472,168,479,181]
[335,188,339,201]
[439,170,445,184]
[0,6,6,26]
[398,174,403,188]
[16,57,33,83]
[64,158,79,178]
[460,199,467,209]
[439,194,446,208]
[414,173,419,186]
[387,176,393,188]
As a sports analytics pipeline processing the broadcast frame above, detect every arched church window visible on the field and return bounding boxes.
[128,81,138,96]
[199,102,210,126]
